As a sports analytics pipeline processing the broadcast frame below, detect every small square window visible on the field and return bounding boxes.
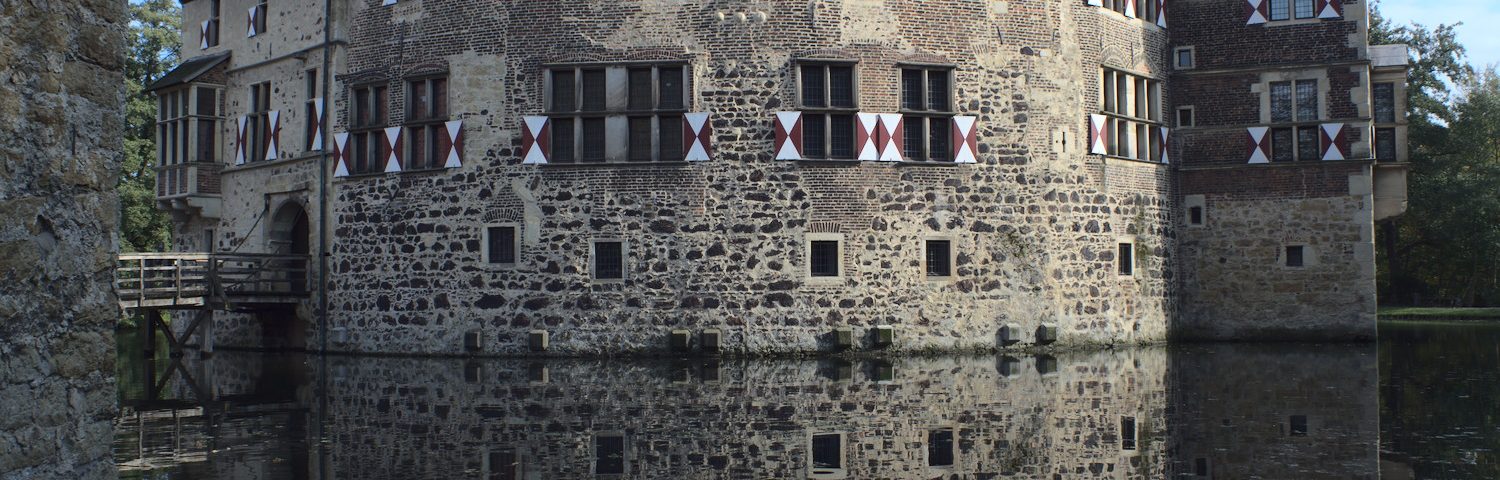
[1189,206,1204,226]
[810,240,840,278]
[1174,47,1195,69]
[1289,415,1309,436]
[925,239,952,278]
[486,226,517,265]
[1286,245,1305,268]
[927,428,955,467]
[593,241,624,280]
[1120,416,1138,450]
[1117,242,1135,276]
[810,433,844,476]
[1177,106,1195,128]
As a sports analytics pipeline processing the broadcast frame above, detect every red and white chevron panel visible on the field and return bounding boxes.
[1317,0,1342,19]
[684,113,712,162]
[200,21,210,49]
[383,126,402,173]
[1156,0,1168,27]
[1247,127,1271,164]
[1158,127,1172,164]
[855,113,879,161]
[443,120,464,168]
[1089,114,1109,155]
[1320,123,1347,161]
[246,6,258,37]
[332,132,350,177]
[952,116,978,164]
[521,116,549,165]
[774,112,803,161]
[235,116,247,165]
[1124,0,1137,18]
[1246,0,1268,25]
[264,111,280,161]
[309,99,325,151]
[878,113,903,162]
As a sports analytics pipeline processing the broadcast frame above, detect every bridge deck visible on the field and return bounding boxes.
[117,253,309,311]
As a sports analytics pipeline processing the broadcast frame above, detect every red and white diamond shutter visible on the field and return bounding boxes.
[1157,0,1168,27]
[878,114,904,162]
[952,116,978,164]
[443,120,464,168]
[200,21,210,49]
[235,116,247,165]
[774,112,803,161]
[309,99,325,151]
[1320,123,1347,161]
[684,113,712,162]
[855,113,879,161]
[1158,127,1172,164]
[246,6,258,37]
[332,132,350,177]
[383,126,402,173]
[264,111,280,161]
[1124,0,1137,18]
[1246,0,1269,25]
[521,116,550,165]
[1247,127,1271,163]
[1317,0,1342,19]
[1089,114,1109,155]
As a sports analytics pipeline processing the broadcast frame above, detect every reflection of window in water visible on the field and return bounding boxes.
[810,433,844,476]
[1289,415,1309,436]
[1120,416,1138,450]
[928,428,955,467]
[1195,457,1210,476]
[486,449,519,480]
[595,434,626,475]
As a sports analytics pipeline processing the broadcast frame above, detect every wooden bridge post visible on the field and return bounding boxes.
[142,309,158,360]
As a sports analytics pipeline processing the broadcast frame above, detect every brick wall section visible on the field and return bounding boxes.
[1168,0,1364,70]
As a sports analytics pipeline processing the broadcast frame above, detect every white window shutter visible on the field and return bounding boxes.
[1158,127,1171,164]
[1246,0,1268,25]
[1317,0,1342,19]
[774,112,803,161]
[235,116,247,165]
[383,126,402,173]
[855,113,879,161]
[264,111,280,161]
[952,116,978,164]
[247,6,258,37]
[1089,114,1109,155]
[877,113,904,162]
[1124,0,1137,18]
[684,113,712,162]
[1157,0,1168,28]
[200,21,210,49]
[1320,123,1346,161]
[332,132,350,177]
[310,99,324,151]
[1087,0,1103,7]
[1247,127,1271,163]
[444,120,464,168]
[521,116,550,165]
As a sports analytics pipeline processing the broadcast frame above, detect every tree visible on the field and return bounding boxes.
[120,0,180,253]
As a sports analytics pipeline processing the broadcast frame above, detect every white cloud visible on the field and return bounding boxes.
[1378,0,1500,69]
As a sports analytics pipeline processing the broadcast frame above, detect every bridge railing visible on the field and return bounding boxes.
[117,253,309,310]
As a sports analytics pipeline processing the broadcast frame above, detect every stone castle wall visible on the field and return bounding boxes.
[318,0,1177,355]
[0,0,125,478]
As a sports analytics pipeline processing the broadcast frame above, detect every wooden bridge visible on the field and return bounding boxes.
[116,253,309,357]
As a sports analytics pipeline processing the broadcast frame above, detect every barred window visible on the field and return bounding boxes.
[925,239,952,278]
[799,62,858,160]
[901,66,955,162]
[547,64,687,163]
[1375,127,1397,161]
[1373,83,1397,124]
[809,240,840,278]
[1268,79,1321,162]
[1100,68,1163,162]
[348,83,388,174]
[592,241,624,281]
[246,82,271,163]
[485,226,516,265]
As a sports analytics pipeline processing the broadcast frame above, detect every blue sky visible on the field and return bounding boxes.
[1378,0,1500,69]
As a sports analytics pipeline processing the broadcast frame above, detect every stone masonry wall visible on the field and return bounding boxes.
[319,0,1177,355]
[0,0,124,478]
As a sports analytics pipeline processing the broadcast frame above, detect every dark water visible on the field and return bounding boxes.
[111,322,1498,479]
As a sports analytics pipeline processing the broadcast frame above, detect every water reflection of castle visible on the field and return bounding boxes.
[115,345,1377,479]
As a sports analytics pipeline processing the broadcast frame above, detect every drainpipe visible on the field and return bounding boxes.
[318,0,333,354]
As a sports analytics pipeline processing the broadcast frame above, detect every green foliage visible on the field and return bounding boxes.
[119,0,181,252]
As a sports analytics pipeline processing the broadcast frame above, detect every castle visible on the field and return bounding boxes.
[151,0,1409,355]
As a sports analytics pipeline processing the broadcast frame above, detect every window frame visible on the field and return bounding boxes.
[922,237,956,281]
[250,0,267,36]
[1100,68,1164,162]
[926,427,957,468]
[205,0,221,48]
[1117,237,1136,277]
[590,239,628,283]
[1266,79,1322,162]
[593,432,629,476]
[1173,46,1195,70]
[245,82,272,164]
[482,223,520,268]
[347,82,389,175]
[808,432,847,479]
[156,84,223,169]
[484,448,523,480]
[1281,244,1315,268]
[544,62,689,164]
[806,233,845,283]
[1120,416,1139,451]
[404,75,449,171]
[899,64,957,162]
[796,61,860,161]
[304,69,320,152]
[1176,106,1195,128]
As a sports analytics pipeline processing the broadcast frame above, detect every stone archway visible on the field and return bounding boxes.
[268,201,310,257]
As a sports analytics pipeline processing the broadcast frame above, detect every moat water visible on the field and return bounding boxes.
[111,321,1500,479]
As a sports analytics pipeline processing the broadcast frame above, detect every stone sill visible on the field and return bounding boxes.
[1179,158,1376,172]
[223,153,323,174]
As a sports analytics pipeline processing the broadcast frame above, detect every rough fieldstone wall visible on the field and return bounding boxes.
[318,0,1177,355]
[320,350,1169,479]
[0,0,124,478]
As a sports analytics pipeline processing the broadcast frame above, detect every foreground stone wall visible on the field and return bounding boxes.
[0,0,125,478]
[320,0,1176,355]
